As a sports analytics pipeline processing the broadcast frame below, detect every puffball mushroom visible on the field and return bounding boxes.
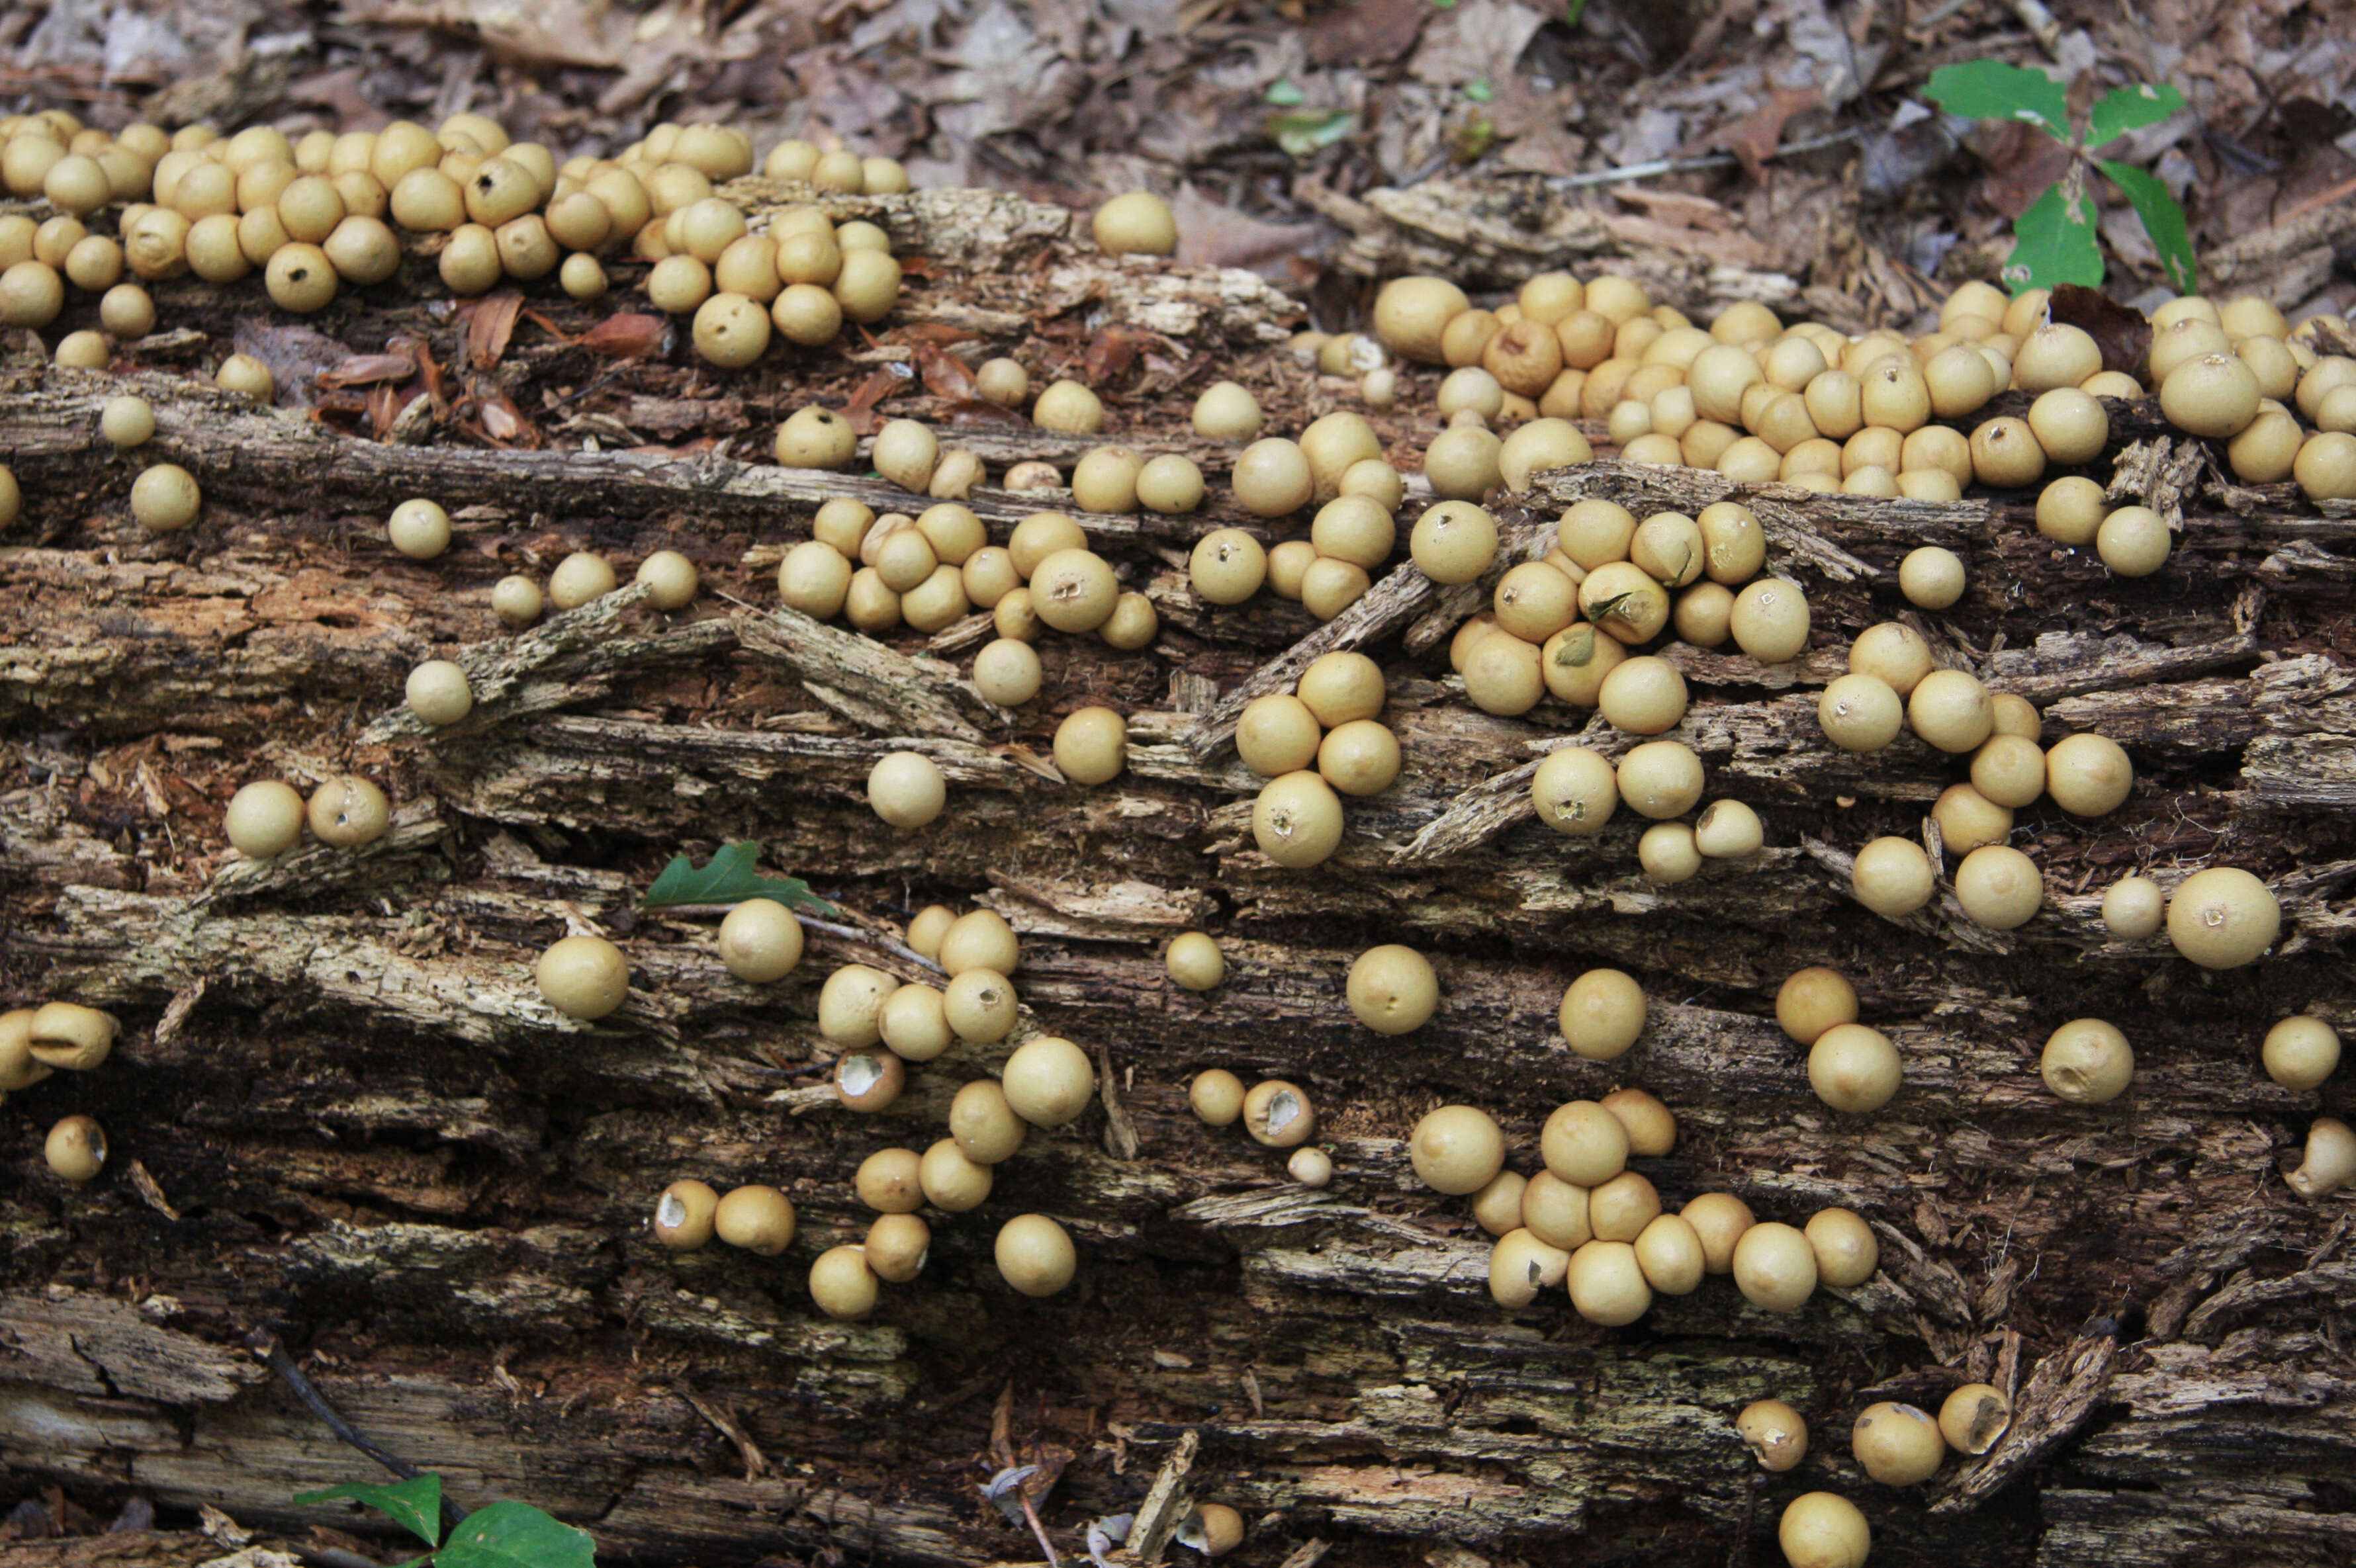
[2165,866,2281,969]
[1408,1105,1505,1196]
[1737,1399,1808,1472]
[1346,944,1438,1035]
[535,934,630,1020]
[995,1213,1077,1296]
[2287,1117,2356,1198]
[1778,1493,1870,1568]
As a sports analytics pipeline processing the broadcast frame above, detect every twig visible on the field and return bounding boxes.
[1545,127,1861,190]
[247,1330,467,1532]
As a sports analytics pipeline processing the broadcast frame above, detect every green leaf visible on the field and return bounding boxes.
[1925,60,2069,141]
[1267,109,1359,159]
[1263,80,1304,107]
[2099,159,2198,294]
[2003,179,2105,293]
[2088,81,2183,148]
[642,842,833,915]
[294,1476,443,1548]
[1463,78,1493,104]
[434,1501,596,1568]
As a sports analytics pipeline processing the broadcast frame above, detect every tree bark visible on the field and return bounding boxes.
[2,188,2354,1568]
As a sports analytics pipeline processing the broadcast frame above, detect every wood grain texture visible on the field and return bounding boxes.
[2,191,2353,1568]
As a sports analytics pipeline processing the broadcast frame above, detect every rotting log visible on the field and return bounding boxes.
[2,191,2355,1568]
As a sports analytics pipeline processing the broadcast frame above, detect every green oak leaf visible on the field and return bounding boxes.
[433,1501,596,1568]
[1925,60,2069,142]
[294,1475,442,1549]
[642,842,833,915]
[2100,159,2198,294]
[2003,180,2105,294]
[2088,81,2184,148]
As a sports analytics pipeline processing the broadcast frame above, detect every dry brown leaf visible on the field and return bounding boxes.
[465,290,525,370]
[917,343,979,402]
[1719,84,1821,185]
[584,313,669,358]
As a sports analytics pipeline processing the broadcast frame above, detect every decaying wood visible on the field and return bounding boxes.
[4,189,2355,1568]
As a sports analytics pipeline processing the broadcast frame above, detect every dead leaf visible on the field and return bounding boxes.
[942,398,1032,427]
[842,367,909,434]
[1310,0,1428,65]
[317,351,418,388]
[584,313,669,358]
[1719,85,1821,184]
[464,290,525,370]
[1172,184,1323,279]
[917,343,979,401]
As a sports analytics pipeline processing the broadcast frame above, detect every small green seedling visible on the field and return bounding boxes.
[294,1474,595,1567]
[1926,60,2194,294]
[642,841,833,914]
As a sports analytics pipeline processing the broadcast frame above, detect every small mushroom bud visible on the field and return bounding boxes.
[1809,1024,1903,1114]
[1732,1221,1817,1312]
[1804,1207,1879,1287]
[1347,944,1438,1035]
[713,1184,797,1255]
[919,1138,993,1211]
[1566,1239,1652,1325]
[818,964,897,1046]
[717,899,805,983]
[1541,1100,1629,1187]
[405,660,475,726]
[1680,1192,1754,1273]
[43,1114,108,1183]
[1778,1492,1870,1568]
[1559,969,1645,1061]
[1489,1227,1571,1307]
[1776,967,1857,1047]
[1409,1105,1505,1196]
[1737,1399,1808,1472]
[1287,1147,1333,1188]
[1471,1171,1526,1235]
[1588,1169,1661,1243]
[1633,1213,1705,1295]
[2165,865,2281,969]
[536,934,630,1021]
[835,1049,906,1113]
[1600,1088,1676,1156]
[0,1009,54,1092]
[2286,1117,2356,1198]
[1938,1383,2012,1455]
[1853,1401,1944,1485]
[1001,1036,1095,1128]
[2041,1018,2134,1105]
[950,1080,1027,1164]
[1177,1503,1244,1557]
[995,1213,1077,1296]
[854,1149,925,1214]
[652,1179,720,1249]
[306,776,390,849]
[2261,1015,2339,1092]
[1189,1068,1246,1127]
[1165,932,1225,992]
[864,1213,930,1283]
[224,780,307,858]
[28,1002,118,1072]
[1517,1172,1591,1250]
[809,1244,880,1320]
[1243,1079,1316,1148]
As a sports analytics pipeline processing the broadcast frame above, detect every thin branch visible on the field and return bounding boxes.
[248,1329,468,1532]
[1546,128,1862,191]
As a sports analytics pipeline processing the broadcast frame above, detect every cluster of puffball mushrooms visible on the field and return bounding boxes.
[9,90,2356,1567]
